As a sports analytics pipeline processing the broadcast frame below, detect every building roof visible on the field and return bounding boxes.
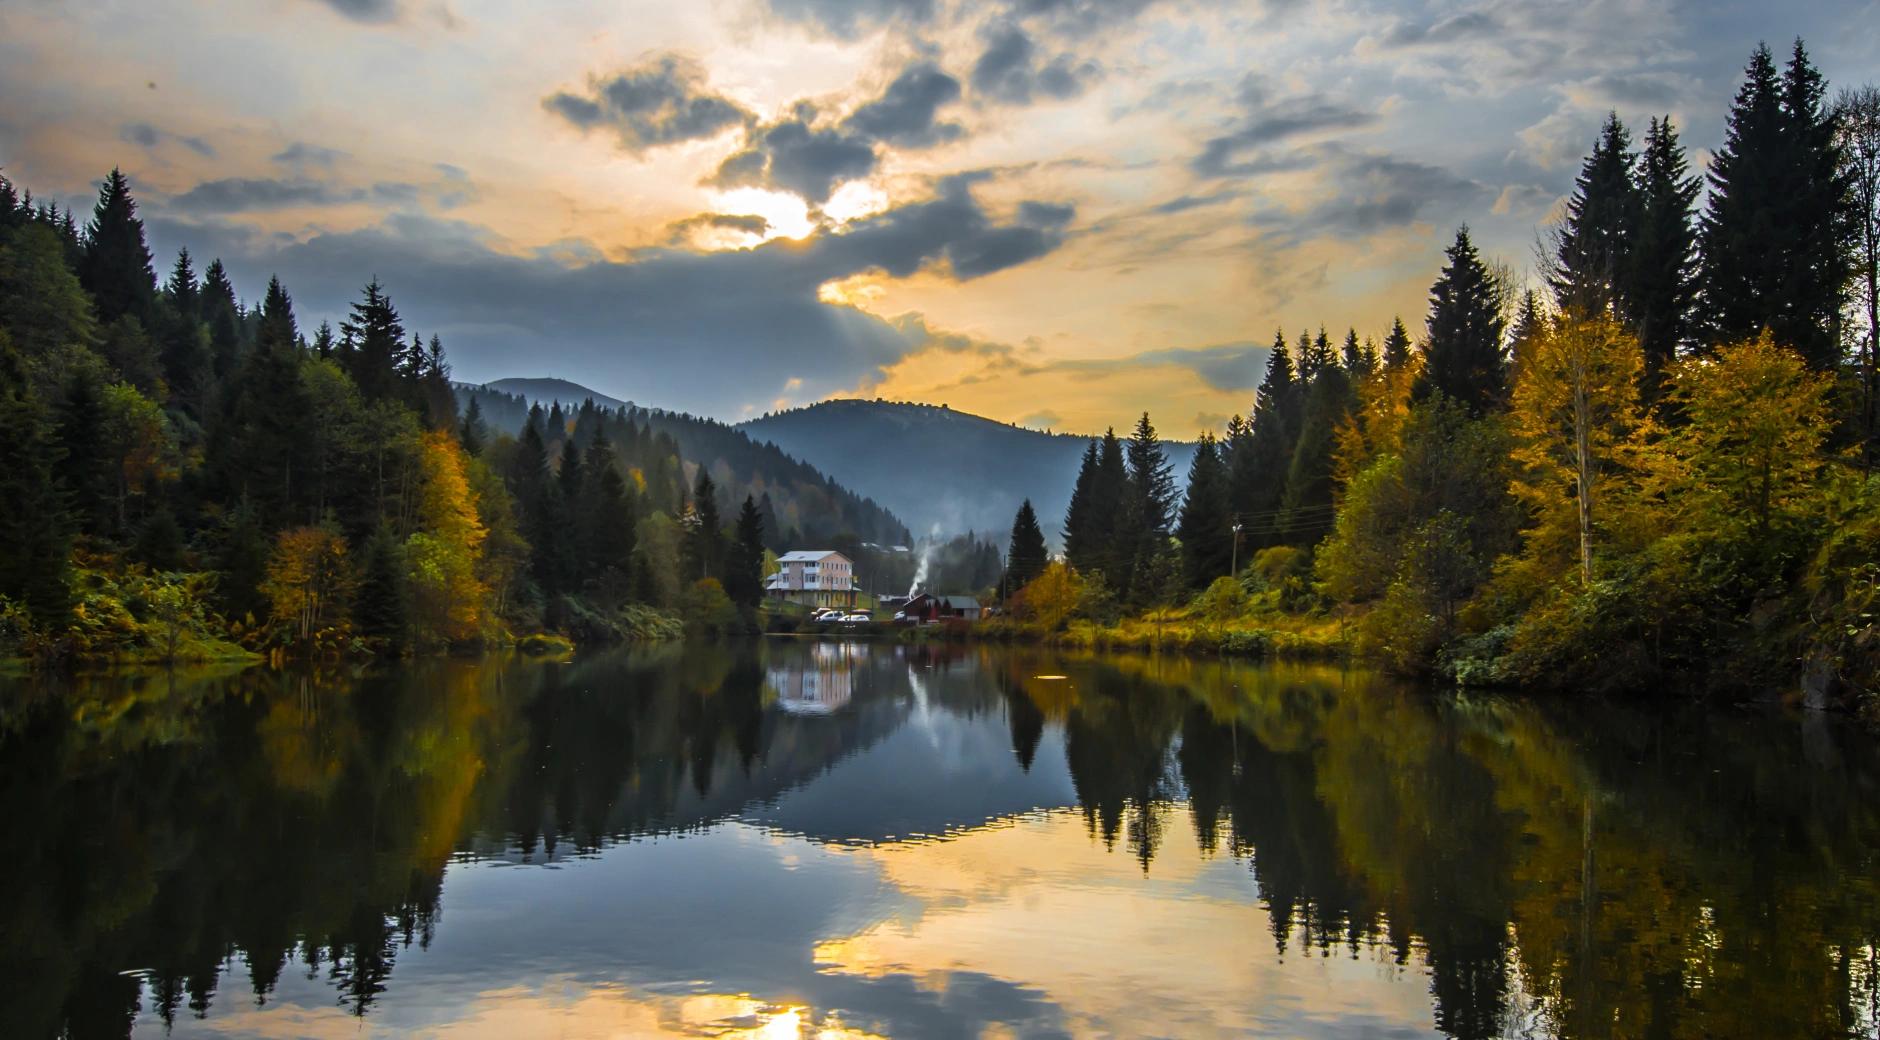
[778,550,848,563]
[943,596,981,609]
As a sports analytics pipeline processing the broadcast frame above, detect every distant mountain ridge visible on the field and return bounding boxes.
[455,380,909,547]
[739,400,1196,540]
[464,379,1197,541]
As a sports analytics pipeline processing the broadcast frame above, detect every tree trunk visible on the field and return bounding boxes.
[1573,364,1595,587]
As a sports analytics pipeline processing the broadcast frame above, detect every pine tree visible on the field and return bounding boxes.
[1006,499,1048,592]
[727,495,766,609]
[78,169,155,325]
[684,468,724,581]
[201,259,242,381]
[579,431,635,590]
[1700,41,1851,369]
[1551,112,1639,317]
[1176,434,1232,588]
[1280,359,1351,545]
[1118,412,1177,601]
[1627,116,1701,393]
[158,248,210,413]
[341,278,407,401]
[1233,336,1301,548]
[1508,288,1549,386]
[1061,442,1102,573]
[355,523,407,647]
[1382,317,1413,370]
[55,368,111,537]
[1415,226,1508,414]
[460,396,487,456]
[0,338,72,625]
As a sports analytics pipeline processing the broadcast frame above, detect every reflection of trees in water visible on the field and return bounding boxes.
[1025,653,1880,1040]
[4,646,1880,1038]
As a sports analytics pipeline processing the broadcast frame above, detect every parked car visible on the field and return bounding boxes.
[839,612,872,623]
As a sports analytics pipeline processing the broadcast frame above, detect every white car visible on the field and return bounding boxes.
[839,612,872,623]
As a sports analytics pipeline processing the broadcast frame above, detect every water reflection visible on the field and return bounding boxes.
[2,644,1878,1038]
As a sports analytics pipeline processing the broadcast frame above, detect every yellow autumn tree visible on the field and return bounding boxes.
[1012,561,1085,632]
[1332,353,1420,494]
[262,525,350,640]
[404,430,488,645]
[1667,332,1836,539]
[1509,313,1657,586]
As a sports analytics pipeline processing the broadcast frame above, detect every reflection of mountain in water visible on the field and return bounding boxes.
[4,645,1880,1039]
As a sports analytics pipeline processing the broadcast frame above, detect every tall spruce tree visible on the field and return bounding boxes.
[201,259,242,381]
[1382,316,1413,370]
[0,337,72,625]
[78,168,155,325]
[1627,115,1701,391]
[727,495,766,609]
[684,468,724,582]
[1700,41,1851,369]
[1551,112,1639,317]
[1415,227,1508,414]
[1062,442,1102,573]
[1233,334,1301,548]
[460,396,487,456]
[1006,499,1048,592]
[341,278,407,401]
[1118,412,1177,601]
[1176,434,1233,588]
[1280,359,1351,545]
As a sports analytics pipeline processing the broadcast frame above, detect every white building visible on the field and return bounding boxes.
[765,550,859,609]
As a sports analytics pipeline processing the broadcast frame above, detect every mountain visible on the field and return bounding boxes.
[454,381,909,548]
[485,377,630,412]
[739,400,1196,541]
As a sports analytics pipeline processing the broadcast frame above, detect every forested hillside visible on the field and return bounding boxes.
[0,169,781,660]
[740,399,1198,540]
[990,42,1880,709]
[456,383,910,551]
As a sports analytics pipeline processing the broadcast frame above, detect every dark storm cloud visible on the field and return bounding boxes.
[711,62,966,203]
[307,0,400,24]
[842,62,964,147]
[544,53,753,155]
[970,22,1098,105]
[710,118,878,203]
[140,177,1073,416]
[120,122,216,158]
[171,176,367,213]
[809,175,1074,278]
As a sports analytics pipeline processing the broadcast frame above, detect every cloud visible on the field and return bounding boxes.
[665,211,773,243]
[1249,147,1489,241]
[544,53,752,155]
[970,22,1098,105]
[1380,10,1503,48]
[272,141,347,167]
[1021,409,1063,428]
[843,62,965,148]
[711,117,878,203]
[120,122,215,158]
[170,177,367,213]
[764,0,935,34]
[140,175,1073,417]
[307,0,400,24]
[1193,79,1374,177]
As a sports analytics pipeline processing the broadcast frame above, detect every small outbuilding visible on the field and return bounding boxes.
[898,593,982,623]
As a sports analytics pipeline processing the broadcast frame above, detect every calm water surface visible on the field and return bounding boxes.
[4,641,1878,1038]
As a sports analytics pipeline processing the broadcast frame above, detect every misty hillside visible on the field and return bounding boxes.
[486,377,631,412]
[455,382,909,548]
[739,400,1196,540]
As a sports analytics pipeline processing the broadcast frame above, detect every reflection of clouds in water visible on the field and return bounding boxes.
[168,810,1438,1039]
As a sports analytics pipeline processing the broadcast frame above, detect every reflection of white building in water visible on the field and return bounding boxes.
[766,662,854,715]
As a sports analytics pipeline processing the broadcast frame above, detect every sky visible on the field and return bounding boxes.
[1,0,1875,435]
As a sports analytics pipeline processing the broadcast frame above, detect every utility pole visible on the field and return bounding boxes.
[1230,522,1243,578]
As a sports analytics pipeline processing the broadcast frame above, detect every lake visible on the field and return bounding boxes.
[3,640,1877,1038]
